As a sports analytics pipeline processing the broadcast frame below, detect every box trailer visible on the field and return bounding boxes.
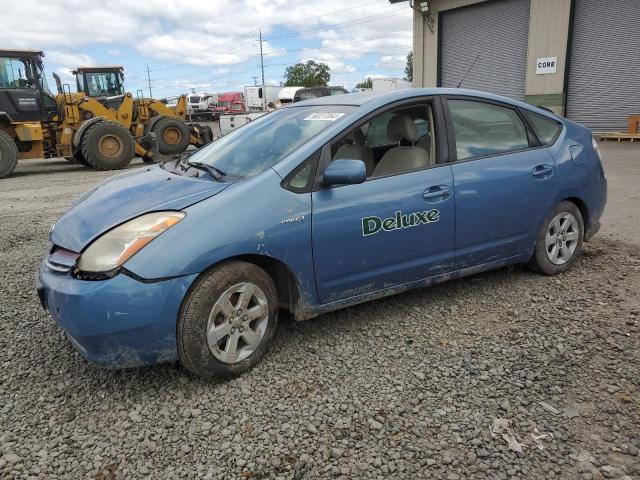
[371,78,412,92]
[244,86,282,111]
[219,111,269,135]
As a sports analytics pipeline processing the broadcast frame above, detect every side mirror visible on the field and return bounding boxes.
[323,159,366,186]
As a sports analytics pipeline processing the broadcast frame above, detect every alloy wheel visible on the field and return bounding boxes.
[545,212,580,265]
[206,282,270,364]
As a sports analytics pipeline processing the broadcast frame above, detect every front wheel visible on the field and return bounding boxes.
[529,201,584,275]
[81,121,135,170]
[177,261,278,378]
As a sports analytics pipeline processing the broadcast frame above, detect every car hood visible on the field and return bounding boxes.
[50,165,231,252]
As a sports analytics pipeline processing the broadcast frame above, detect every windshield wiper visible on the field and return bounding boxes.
[188,161,225,181]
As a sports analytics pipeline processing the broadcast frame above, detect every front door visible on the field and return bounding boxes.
[311,100,455,304]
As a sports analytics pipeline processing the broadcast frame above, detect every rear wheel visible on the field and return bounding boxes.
[81,121,135,170]
[178,261,278,378]
[529,201,584,275]
[152,117,190,154]
[0,129,18,179]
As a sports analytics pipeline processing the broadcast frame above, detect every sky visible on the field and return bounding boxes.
[0,0,413,99]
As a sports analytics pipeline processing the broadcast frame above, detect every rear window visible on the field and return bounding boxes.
[522,110,562,145]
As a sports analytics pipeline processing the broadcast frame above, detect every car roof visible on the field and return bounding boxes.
[288,87,561,120]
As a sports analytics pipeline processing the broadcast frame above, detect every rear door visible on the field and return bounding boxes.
[311,98,456,304]
[443,97,558,267]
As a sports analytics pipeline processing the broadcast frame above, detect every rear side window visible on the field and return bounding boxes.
[522,110,562,145]
[448,100,529,161]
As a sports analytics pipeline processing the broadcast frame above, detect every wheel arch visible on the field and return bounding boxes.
[561,196,589,237]
[72,117,104,149]
[227,254,302,317]
[185,253,305,319]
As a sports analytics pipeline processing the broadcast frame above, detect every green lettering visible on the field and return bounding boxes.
[401,214,415,228]
[414,211,428,224]
[427,209,440,222]
[362,216,382,236]
[382,218,396,231]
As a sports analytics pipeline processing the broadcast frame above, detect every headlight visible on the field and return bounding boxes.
[76,211,185,273]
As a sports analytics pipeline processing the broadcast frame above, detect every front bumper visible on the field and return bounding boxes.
[37,262,197,368]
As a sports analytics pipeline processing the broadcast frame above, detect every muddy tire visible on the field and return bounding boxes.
[66,149,92,167]
[81,121,135,171]
[528,201,584,275]
[0,129,18,179]
[177,261,278,379]
[152,117,190,154]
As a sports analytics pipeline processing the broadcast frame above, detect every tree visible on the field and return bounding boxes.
[355,77,372,89]
[283,60,330,87]
[404,51,413,83]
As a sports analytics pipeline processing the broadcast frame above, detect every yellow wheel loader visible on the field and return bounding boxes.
[0,50,212,178]
[72,66,212,160]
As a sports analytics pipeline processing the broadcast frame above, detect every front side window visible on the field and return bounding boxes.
[0,57,32,89]
[187,105,354,179]
[330,103,436,179]
[522,110,562,145]
[448,99,529,161]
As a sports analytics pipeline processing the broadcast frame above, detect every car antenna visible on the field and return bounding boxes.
[456,55,480,88]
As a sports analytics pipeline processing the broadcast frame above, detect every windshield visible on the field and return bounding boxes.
[188,105,354,179]
[85,72,123,97]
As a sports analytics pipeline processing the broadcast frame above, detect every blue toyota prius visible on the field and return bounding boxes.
[37,88,607,377]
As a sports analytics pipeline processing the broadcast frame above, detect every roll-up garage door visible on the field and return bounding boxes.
[439,0,530,101]
[566,0,640,131]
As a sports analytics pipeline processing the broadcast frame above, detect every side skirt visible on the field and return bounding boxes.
[294,253,530,321]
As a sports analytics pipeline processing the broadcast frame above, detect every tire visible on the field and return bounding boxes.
[0,129,18,179]
[152,117,190,154]
[67,149,91,167]
[528,201,584,275]
[81,121,135,171]
[178,261,278,378]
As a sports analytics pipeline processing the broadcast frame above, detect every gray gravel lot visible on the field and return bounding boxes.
[0,143,639,479]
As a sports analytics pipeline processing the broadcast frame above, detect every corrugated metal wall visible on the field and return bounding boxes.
[566,0,640,131]
[439,0,531,101]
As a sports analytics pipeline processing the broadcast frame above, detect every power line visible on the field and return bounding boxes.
[129,0,391,72]
[134,8,407,74]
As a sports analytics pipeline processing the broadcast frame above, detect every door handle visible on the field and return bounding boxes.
[531,164,553,177]
[423,186,451,200]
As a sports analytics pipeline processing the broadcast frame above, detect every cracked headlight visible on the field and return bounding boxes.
[77,211,185,273]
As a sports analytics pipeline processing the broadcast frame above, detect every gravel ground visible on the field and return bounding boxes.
[0,143,639,479]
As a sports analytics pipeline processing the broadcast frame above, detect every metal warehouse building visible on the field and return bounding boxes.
[394,0,640,131]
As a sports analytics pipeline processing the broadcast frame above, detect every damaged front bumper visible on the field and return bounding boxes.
[37,261,197,368]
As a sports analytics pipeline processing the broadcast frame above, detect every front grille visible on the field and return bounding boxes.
[73,269,117,281]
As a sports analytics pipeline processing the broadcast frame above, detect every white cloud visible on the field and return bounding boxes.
[376,54,408,69]
[0,0,412,94]
[0,0,410,66]
[155,79,214,90]
[46,51,96,68]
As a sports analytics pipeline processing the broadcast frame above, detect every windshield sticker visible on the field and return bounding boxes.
[362,209,440,236]
[303,112,345,121]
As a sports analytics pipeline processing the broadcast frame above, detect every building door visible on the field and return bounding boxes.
[566,0,640,131]
[438,0,531,101]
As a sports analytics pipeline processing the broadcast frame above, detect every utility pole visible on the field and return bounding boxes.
[146,64,152,98]
[259,28,265,109]
[252,76,259,86]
